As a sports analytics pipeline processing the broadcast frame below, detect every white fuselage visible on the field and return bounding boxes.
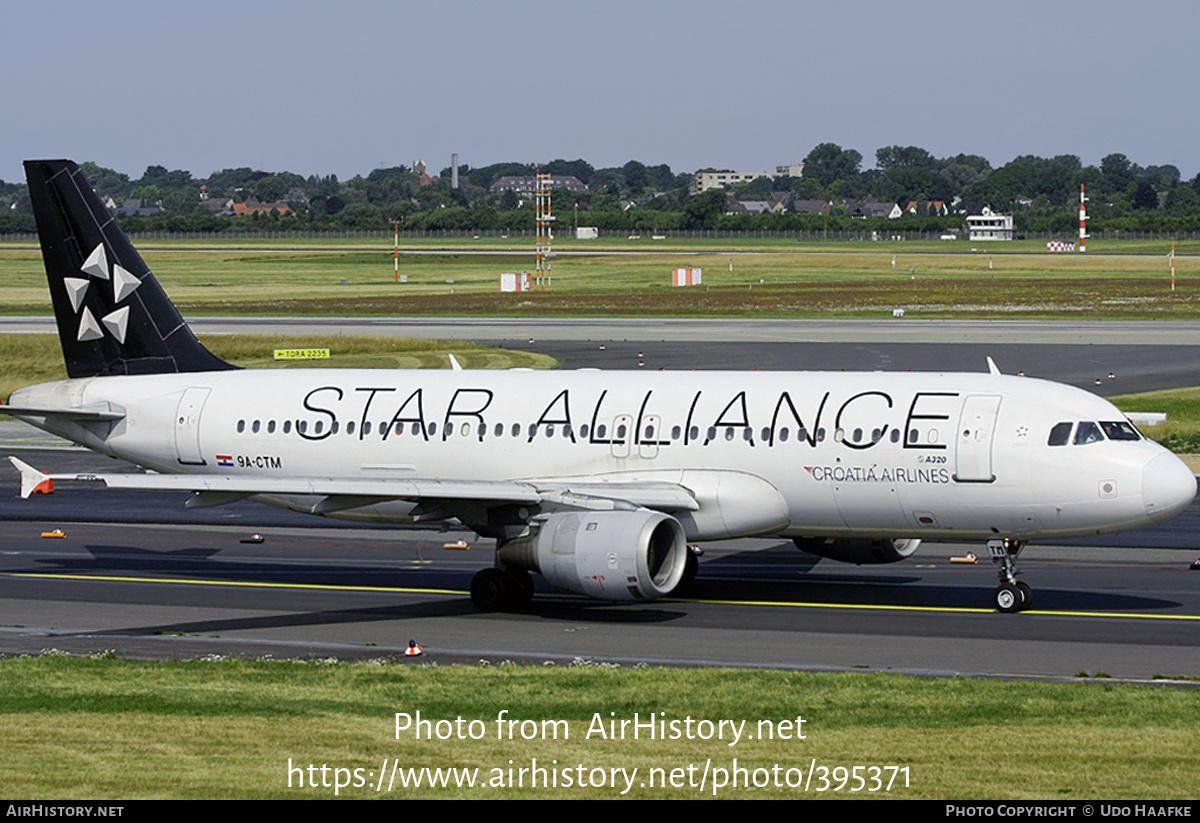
[12,367,1196,542]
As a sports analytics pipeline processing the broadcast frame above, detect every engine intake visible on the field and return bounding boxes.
[498,510,687,601]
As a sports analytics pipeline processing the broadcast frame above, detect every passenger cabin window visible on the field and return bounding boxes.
[1074,421,1104,445]
[1048,422,1072,446]
[1101,420,1141,441]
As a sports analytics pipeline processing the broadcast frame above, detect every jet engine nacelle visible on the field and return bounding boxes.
[498,510,688,601]
[793,537,921,565]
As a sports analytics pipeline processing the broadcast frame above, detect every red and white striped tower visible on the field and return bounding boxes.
[1078,183,1088,252]
[1171,241,1176,292]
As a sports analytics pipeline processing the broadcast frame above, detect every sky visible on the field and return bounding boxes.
[3,0,1197,184]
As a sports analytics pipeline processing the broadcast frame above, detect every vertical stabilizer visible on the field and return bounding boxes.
[24,159,236,377]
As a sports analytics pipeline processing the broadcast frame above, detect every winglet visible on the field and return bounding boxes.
[986,356,1001,376]
[9,456,54,498]
[449,353,463,371]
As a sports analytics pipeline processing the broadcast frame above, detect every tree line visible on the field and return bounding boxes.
[1,146,1197,235]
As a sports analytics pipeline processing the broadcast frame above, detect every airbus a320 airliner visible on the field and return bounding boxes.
[7,160,1196,613]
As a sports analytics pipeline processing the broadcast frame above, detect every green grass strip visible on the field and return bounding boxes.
[1,656,1197,799]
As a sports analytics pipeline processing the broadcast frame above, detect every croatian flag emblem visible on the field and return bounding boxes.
[217,454,234,467]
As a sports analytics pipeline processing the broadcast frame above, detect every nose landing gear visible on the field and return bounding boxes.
[988,538,1031,613]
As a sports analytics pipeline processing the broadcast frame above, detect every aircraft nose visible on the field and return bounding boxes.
[1142,451,1197,523]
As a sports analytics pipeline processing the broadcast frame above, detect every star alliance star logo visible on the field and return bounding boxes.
[63,244,141,344]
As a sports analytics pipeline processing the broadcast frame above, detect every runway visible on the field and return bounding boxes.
[2,319,1199,679]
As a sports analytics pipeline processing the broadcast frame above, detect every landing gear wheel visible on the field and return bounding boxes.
[504,568,535,609]
[470,568,510,612]
[672,548,700,594]
[1016,581,1032,610]
[995,584,1022,613]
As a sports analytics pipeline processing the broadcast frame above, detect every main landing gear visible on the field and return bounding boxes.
[987,538,1031,613]
[470,566,534,612]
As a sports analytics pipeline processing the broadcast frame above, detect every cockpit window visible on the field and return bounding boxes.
[1047,421,1073,446]
[1101,420,1141,441]
[1074,421,1104,445]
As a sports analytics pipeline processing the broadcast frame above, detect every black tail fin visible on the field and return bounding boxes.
[24,159,236,378]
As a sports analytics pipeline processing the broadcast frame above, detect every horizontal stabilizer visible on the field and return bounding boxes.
[2,404,125,422]
[9,457,55,498]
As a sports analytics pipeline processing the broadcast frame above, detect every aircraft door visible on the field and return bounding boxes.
[174,387,211,465]
[954,394,1001,482]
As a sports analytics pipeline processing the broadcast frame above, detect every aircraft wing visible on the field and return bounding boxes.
[8,457,699,517]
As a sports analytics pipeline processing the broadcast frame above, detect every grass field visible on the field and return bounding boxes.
[0,239,1196,318]
[3,655,1197,800]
